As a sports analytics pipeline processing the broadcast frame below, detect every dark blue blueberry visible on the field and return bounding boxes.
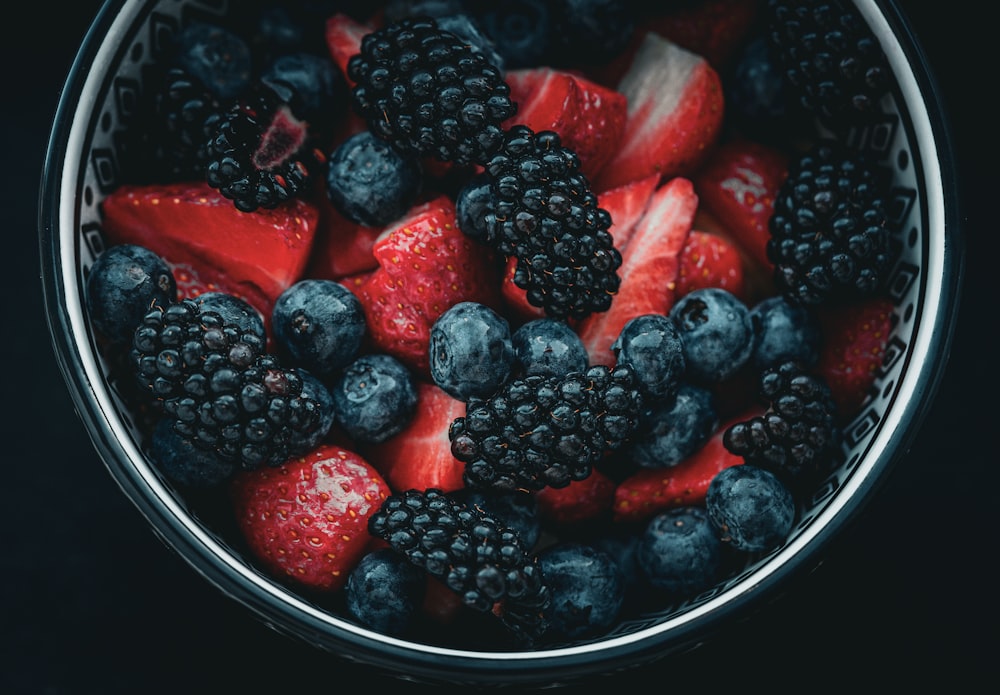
[455,171,495,243]
[705,464,796,554]
[669,287,755,384]
[749,295,822,372]
[330,353,418,444]
[325,130,423,227]
[590,529,645,596]
[511,318,588,378]
[454,488,541,550]
[628,383,718,469]
[429,301,514,401]
[85,244,177,345]
[174,22,252,101]
[472,0,553,69]
[551,0,636,65]
[435,14,506,72]
[271,279,366,379]
[344,548,426,637]
[290,368,336,452]
[637,506,722,596]
[612,313,686,403]
[538,542,625,640]
[383,0,465,22]
[193,291,265,340]
[260,51,344,126]
[150,418,234,487]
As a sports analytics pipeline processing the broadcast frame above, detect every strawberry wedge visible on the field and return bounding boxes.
[576,176,698,366]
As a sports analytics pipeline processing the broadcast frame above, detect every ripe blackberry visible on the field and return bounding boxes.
[130,298,323,470]
[347,16,516,167]
[449,364,644,492]
[766,0,892,130]
[481,125,622,320]
[203,87,325,212]
[767,140,894,305]
[723,360,842,485]
[368,488,550,644]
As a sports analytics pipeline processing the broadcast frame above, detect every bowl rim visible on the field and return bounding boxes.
[37,0,965,684]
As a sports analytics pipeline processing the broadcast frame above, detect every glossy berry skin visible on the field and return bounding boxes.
[454,488,541,550]
[271,279,366,379]
[344,548,426,637]
[325,131,423,228]
[193,291,265,340]
[511,318,588,378]
[705,464,796,553]
[669,287,755,385]
[637,506,722,596]
[85,244,176,345]
[749,295,822,372]
[612,313,686,404]
[628,383,718,469]
[290,368,336,453]
[473,0,553,69]
[260,51,343,126]
[150,417,235,487]
[174,21,252,101]
[330,353,418,444]
[455,171,494,242]
[537,542,625,640]
[429,301,514,401]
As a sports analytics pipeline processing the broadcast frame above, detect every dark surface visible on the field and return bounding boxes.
[5,2,994,692]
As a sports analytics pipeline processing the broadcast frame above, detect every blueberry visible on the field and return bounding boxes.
[330,353,418,444]
[85,244,177,345]
[344,548,426,637]
[325,130,423,228]
[150,418,234,487]
[590,529,645,596]
[472,0,553,69]
[637,506,722,596]
[628,383,718,469]
[705,464,796,554]
[193,291,265,340]
[429,301,514,401]
[612,313,686,403]
[434,14,506,72]
[290,368,336,452]
[511,318,588,378]
[538,542,625,640]
[551,0,636,65]
[271,279,366,379]
[454,488,541,550]
[669,287,755,384]
[749,295,822,371]
[455,171,495,242]
[174,22,252,100]
[260,51,343,125]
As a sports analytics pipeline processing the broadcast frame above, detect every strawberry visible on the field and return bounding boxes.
[361,382,467,494]
[100,181,318,321]
[354,196,503,375]
[693,137,789,273]
[535,468,616,526]
[504,67,627,180]
[303,193,382,281]
[640,0,763,70]
[229,444,391,593]
[576,176,698,366]
[593,33,725,193]
[612,409,760,524]
[816,295,896,418]
[168,261,236,301]
[325,13,373,86]
[675,229,746,301]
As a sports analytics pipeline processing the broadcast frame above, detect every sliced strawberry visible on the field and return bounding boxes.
[100,181,318,321]
[641,0,763,70]
[675,229,746,301]
[325,13,373,86]
[304,193,381,280]
[535,468,616,526]
[593,33,725,193]
[816,295,896,418]
[693,137,789,272]
[362,382,467,494]
[612,409,760,524]
[229,444,391,593]
[576,176,698,366]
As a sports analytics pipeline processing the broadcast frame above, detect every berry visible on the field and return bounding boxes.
[628,383,718,470]
[704,463,796,553]
[749,294,822,372]
[535,468,616,526]
[511,318,588,379]
[174,21,253,101]
[429,301,515,402]
[675,229,747,301]
[611,313,686,404]
[193,291,266,341]
[149,417,236,488]
[291,367,336,453]
[454,488,542,550]
[259,50,344,128]
[637,506,723,596]
[344,547,427,637]
[472,0,554,69]
[537,542,625,641]
[330,353,419,444]
[669,287,755,384]
[550,0,636,66]
[726,35,807,144]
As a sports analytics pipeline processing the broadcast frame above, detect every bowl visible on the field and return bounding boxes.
[39,0,963,686]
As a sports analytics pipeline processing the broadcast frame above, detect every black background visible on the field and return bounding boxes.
[5,1,995,692]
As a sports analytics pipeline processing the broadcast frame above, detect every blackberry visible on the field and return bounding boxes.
[481,125,622,320]
[767,140,894,305]
[766,0,892,130]
[347,16,515,167]
[368,488,550,644]
[203,87,325,212]
[723,360,842,485]
[449,364,644,492]
[130,298,323,470]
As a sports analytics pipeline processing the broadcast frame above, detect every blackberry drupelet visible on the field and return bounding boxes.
[766,0,891,130]
[347,16,516,167]
[130,298,323,470]
[481,125,622,320]
[368,488,550,644]
[723,360,842,485]
[449,364,644,492]
[768,139,894,305]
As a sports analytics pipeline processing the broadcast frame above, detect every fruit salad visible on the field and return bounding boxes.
[83,0,901,649]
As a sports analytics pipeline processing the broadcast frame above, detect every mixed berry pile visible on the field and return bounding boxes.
[84,0,901,649]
